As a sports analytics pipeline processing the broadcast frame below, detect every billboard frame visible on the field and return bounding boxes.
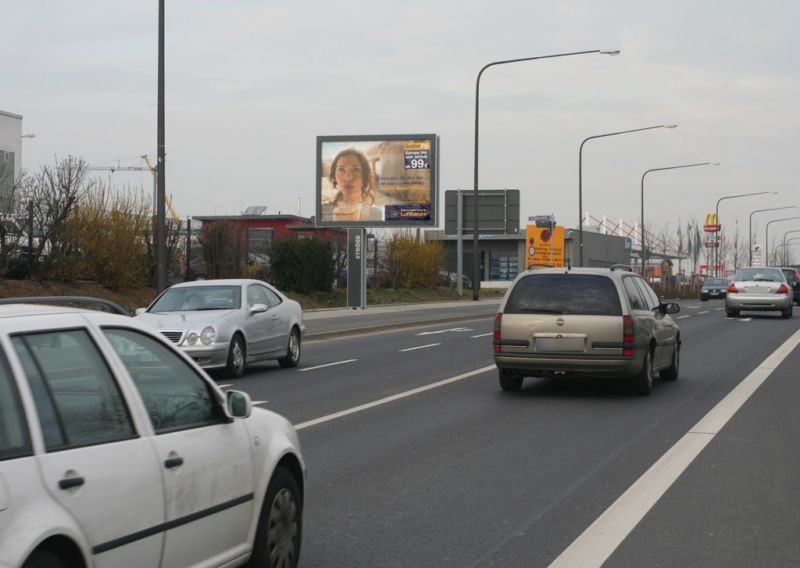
[315,133,438,228]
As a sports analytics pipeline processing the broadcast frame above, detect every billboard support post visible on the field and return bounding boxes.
[347,228,367,309]
[457,190,463,297]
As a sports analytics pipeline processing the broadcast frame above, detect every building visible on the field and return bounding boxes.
[0,110,23,210]
[426,226,631,283]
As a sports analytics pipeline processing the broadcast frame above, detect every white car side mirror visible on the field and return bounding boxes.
[250,303,268,314]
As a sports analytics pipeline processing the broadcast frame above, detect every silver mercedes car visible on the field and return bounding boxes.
[136,279,305,377]
[725,267,793,318]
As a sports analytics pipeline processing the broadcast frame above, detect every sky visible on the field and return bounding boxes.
[3,0,800,247]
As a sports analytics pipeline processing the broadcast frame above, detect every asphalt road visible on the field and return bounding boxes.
[219,300,800,568]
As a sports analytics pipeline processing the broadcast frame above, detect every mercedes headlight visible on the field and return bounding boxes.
[200,326,216,345]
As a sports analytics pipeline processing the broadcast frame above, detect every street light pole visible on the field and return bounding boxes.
[472,48,619,300]
[748,206,798,265]
[640,162,713,280]
[782,229,800,265]
[714,191,773,277]
[577,124,677,267]
[156,0,167,292]
[765,216,800,266]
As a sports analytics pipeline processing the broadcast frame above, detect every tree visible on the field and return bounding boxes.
[200,220,246,279]
[384,231,443,288]
[271,237,334,294]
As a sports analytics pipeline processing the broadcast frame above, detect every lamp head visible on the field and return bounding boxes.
[600,49,621,56]
[664,124,678,129]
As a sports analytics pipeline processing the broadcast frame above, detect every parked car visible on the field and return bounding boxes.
[699,278,730,301]
[725,267,794,318]
[136,279,304,378]
[493,267,681,395]
[0,303,305,568]
[778,267,800,306]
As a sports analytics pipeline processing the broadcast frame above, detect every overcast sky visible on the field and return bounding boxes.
[4,0,799,244]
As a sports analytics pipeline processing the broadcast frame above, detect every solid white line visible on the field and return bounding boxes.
[698,310,710,315]
[294,365,496,430]
[471,332,493,338]
[400,343,442,352]
[677,315,691,319]
[298,359,358,372]
[550,329,800,568]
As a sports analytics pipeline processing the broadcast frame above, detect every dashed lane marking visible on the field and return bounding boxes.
[400,343,442,352]
[677,315,691,319]
[298,359,358,372]
[698,310,710,314]
[471,332,493,338]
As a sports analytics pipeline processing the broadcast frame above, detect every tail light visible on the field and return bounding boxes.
[623,315,635,357]
[777,283,789,294]
[493,313,502,353]
[727,282,738,294]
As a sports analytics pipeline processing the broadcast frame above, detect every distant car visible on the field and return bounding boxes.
[777,267,800,305]
[493,267,680,396]
[0,303,305,568]
[725,267,793,318]
[699,278,730,301]
[136,279,304,377]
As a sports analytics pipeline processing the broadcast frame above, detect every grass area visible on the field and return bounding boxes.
[0,278,507,312]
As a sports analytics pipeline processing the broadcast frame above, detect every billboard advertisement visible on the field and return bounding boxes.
[316,134,438,227]
[525,225,565,269]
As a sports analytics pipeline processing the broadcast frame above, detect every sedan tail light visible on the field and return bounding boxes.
[493,313,502,353]
[777,283,789,294]
[623,315,635,357]
[727,282,738,294]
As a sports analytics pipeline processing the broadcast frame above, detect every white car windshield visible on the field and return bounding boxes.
[149,286,242,312]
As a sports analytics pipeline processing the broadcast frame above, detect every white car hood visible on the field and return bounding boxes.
[136,310,235,330]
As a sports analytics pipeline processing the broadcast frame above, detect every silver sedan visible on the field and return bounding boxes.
[725,267,793,319]
[136,279,305,377]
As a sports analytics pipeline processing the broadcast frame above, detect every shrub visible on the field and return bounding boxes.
[271,237,334,294]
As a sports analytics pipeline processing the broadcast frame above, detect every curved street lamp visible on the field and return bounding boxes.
[765,216,800,266]
[472,48,620,300]
[749,206,798,265]
[714,191,775,276]
[577,124,677,267]
[640,162,715,279]
[782,229,800,265]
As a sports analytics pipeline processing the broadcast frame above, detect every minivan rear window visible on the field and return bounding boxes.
[505,274,622,316]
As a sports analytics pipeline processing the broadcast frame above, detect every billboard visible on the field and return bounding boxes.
[316,134,438,227]
[525,225,565,269]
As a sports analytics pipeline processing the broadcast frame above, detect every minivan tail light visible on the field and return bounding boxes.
[727,282,738,294]
[493,313,502,353]
[777,283,789,294]
[622,315,635,357]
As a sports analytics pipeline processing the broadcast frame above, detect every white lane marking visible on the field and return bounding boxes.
[677,315,691,319]
[685,305,702,309]
[471,332,494,338]
[400,343,442,352]
[217,384,233,388]
[715,308,724,311]
[295,365,496,431]
[698,310,710,315]
[298,359,358,372]
[252,401,267,406]
[417,327,473,336]
[739,318,752,322]
[550,329,800,568]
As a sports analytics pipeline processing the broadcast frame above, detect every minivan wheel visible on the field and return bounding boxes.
[498,369,523,391]
[661,343,680,381]
[631,349,653,396]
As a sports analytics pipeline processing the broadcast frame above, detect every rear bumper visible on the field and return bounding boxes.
[494,351,643,378]
[725,294,792,311]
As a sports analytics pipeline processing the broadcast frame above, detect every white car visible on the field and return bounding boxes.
[0,303,305,568]
[135,279,305,378]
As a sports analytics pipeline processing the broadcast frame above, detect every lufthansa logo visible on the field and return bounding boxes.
[556,318,565,326]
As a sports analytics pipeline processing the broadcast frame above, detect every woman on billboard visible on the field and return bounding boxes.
[325,148,383,222]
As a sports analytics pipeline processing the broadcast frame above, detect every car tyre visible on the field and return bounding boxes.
[498,368,523,391]
[781,306,793,319]
[278,328,301,368]
[252,466,302,568]
[700,297,708,302]
[661,342,680,381]
[631,349,653,396]
[23,550,66,568]
[726,308,738,318]
[225,334,246,378]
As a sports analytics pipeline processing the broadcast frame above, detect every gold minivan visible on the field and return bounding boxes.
[493,267,680,395]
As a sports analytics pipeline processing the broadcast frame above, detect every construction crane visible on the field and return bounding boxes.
[86,156,181,225]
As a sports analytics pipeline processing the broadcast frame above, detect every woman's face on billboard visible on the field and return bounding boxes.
[334,154,364,200]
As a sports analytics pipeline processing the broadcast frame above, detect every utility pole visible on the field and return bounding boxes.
[157,0,167,292]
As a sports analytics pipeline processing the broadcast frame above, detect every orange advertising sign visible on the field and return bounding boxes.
[525,225,565,269]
